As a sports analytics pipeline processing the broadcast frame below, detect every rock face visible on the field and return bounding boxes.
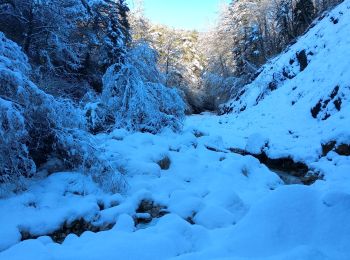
[296,50,308,71]
[336,144,350,156]
[322,141,350,156]
[135,200,168,224]
[311,86,343,120]
[157,156,171,170]
[20,218,114,244]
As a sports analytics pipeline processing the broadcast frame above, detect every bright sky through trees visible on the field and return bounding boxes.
[127,0,230,31]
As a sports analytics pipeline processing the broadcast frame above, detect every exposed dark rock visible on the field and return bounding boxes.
[322,141,350,156]
[282,67,295,79]
[311,101,322,118]
[322,113,331,121]
[311,86,342,120]
[322,141,337,156]
[157,156,171,170]
[301,171,324,185]
[322,98,331,109]
[255,153,309,178]
[234,89,246,102]
[97,201,105,210]
[169,147,180,152]
[334,97,342,111]
[25,201,37,208]
[20,218,114,244]
[296,50,308,71]
[268,81,278,91]
[330,16,339,24]
[205,145,228,154]
[239,89,246,96]
[330,85,340,99]
[335,144,350,156]
[241,167,249,177]
[192,129,206,138]
[255,92,265,105]
[135,200,168,224]
[186,216,195,225]
[228,147,248,155]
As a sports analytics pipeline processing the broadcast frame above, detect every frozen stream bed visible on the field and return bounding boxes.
[0,113,350,260]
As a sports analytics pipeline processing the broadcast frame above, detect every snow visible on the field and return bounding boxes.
[1,120,349,259]
[245,133,269,154]
[1,1,350,259]
[212,0,350,163]
[0,128,283,258]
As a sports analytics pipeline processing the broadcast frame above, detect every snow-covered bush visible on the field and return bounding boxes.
[84,101,114,134]
[0,98,35,184]
[0,32,125,192]
[102,43,185,134]
[126,43,164,84]
[53,128,127,193]
[0,55,84,165]
[0,32,79,178]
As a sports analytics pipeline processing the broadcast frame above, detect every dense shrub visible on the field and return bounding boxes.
[0,32,125,192]
[0,98,35,183]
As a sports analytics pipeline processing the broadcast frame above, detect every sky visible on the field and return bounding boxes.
[127,0,230,31]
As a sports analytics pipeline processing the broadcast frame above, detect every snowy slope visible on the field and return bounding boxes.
[208,0,350,163]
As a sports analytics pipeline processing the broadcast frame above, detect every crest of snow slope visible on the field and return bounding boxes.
[208,0,350,162]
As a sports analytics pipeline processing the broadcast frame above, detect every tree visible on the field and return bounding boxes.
[275,0,295,44]
[102,43,185,133]
[0,31,125,192]
[0,0,131,95]
[129,0,152,43]
[293,0,315,35]
[75,0,131,93]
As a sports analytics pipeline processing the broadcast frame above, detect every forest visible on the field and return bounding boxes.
[0,0,349,259]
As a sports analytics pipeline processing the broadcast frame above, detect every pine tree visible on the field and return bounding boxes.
[276,0,294,43]
[293,0,315,35]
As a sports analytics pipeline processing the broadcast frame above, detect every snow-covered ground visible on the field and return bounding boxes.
[0,120,349,259]
[1,1,350,259]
